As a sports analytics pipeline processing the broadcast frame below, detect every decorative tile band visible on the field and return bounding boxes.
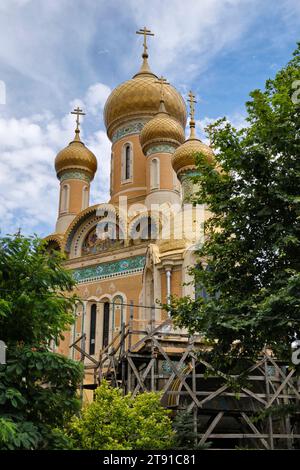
[112,121,146,143]
[146,144,175,156]
[179,170,201,181]
[59,170,91,183]
[72,254,146,284]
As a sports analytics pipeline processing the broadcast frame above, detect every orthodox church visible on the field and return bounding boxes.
[45,28,214,368]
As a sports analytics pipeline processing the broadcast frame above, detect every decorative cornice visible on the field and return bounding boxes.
[112,121,146,143]
[59,170,91,183]
[72,254,146,284]
[146,144,176,156]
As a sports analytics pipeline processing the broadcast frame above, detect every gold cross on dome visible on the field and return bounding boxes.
[155,76,169,101]
[71,106,86,131]
[187,90,197,121]
[136,26,154,57]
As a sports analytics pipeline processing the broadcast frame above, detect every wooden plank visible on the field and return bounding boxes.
[241,387,267,405]
[241,412,270,450]
[129,318,172,352]
[264,355,274,450]
[199,412,224,446]
[266,369,295,409]
[127,356,146,392]
[152,337,202,408]
[161,344,193,396]
[72,345,99,365]
[266,354,300,399]
[98,325,129,360]
[194,384,229,410]
[132,358,155,397]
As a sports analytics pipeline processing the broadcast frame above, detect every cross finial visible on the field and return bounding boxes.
[155,76,169,102]
[136,27,154,58]
[71,106,86,133]
[187,91,197,122]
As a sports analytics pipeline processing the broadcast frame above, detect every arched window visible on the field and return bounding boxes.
[103,302,110,348]
[89,304,97,355]
[60,184,69,213]
[125,145,131,180]
[122,143,133,182]
[150,158,160,189]
[82,185,89,210]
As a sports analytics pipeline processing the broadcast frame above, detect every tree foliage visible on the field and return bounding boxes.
[0,234,83,449]
[169,44,300,371]
[69,380,175,450]
[172,410,211,449]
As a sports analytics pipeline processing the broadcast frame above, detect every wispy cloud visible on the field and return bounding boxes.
[0,0,299,236]
[0,82,111,236]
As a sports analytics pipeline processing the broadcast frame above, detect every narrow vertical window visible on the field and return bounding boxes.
[110,152,114,195]
[82,185,89,210]
[151,158,159,189]
[89,304,97,355]
[125,144,131,180]
[103,302,110,347]
[61,184,69,212]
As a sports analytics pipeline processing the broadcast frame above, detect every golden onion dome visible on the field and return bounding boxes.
[104,58,187,140]
[139,100,185,154]
[55,130,98,179]
[172,124,214,177]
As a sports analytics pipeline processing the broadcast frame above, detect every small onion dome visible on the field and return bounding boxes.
[139,100,185,154]
[104,57,187,140]
[55,129,97,179]
[171,122,214,177]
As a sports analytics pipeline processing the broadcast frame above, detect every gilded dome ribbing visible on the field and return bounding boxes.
[55,130,98,178]
[104,59,187,140]
[172,136,214,176]
[139,100,185,153]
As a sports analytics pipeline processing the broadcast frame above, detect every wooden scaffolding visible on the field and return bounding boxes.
[70,302,300,449]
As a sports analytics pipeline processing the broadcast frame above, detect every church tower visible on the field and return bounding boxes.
[172,91,214,202]
[103,27,187,206]
[139,76,185,208]
[54,107,97,233]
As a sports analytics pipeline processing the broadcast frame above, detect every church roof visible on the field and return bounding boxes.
[103,57,187,140]
[139,99,185,154]
[55,129,97,178]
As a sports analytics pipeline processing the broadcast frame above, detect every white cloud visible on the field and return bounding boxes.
[195,112,247,144]
[0,0,299,238]
[126,0,262,79]
[0,82,111,236]
[85,83,111,116]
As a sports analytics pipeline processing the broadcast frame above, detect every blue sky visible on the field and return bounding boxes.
[0,0,299,237]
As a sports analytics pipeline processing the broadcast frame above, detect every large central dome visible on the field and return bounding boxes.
[104,59,187,140]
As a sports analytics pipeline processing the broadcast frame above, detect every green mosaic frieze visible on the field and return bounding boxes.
[72,255,146,284]
[146,144,175,156]
[112,121,145,143]
[59,170,91,183]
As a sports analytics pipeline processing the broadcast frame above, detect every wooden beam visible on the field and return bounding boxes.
[241,412,270,450]
[152,337,202,408]
[199,412,224,446]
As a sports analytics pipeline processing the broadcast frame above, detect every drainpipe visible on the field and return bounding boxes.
[165,267,172,307]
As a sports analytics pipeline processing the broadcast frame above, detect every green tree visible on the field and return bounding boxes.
[69,380,175,450]
[168,44,300,371]
[172,410,211,449]
[0,234,83,449]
